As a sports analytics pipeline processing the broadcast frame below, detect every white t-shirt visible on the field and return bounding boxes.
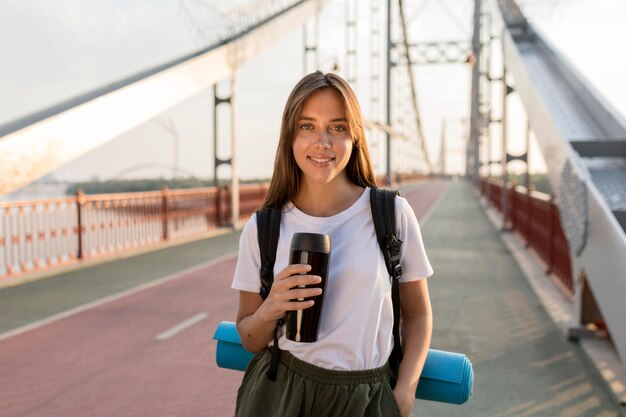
[231,187,433,371]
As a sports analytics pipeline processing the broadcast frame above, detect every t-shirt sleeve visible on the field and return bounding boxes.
[231,213,262,293]
[396,196,434,283]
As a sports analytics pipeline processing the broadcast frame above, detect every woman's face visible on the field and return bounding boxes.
[292,89,353,187]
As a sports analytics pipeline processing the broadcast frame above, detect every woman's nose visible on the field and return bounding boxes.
[313,131,331,149]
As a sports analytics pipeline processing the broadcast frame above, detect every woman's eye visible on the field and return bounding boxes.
[331,125,347,133]
[299,124,313,130]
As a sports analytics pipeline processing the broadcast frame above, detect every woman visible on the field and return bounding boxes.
[232,71,433,417]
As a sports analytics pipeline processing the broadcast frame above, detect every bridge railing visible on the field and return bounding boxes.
[480,178,573,297]
[0,173,428,282]
[0,184,269,281]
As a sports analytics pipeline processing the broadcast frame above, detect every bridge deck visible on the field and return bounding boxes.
[0,180,623,416]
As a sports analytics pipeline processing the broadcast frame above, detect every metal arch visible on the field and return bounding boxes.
[497,0,626,369]
[0,0,330,196]
[0,0,311,139]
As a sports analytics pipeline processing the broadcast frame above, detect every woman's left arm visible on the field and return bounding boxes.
[393,278,433,417]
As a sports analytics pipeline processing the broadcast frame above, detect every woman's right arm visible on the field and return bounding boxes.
[236,264,322,353]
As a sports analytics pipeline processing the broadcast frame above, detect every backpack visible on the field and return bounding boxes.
[256,187,404,386]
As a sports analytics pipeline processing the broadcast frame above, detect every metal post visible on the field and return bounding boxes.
[213,83,233,190]
[486,120,492,179]
[213,84,220,185]
[484,9,493,183]
[213,79,237,227]
[345,0,350,79]
[525,118,531,190]
[501,67,509,231]
[345,0,358,85]
[370,0,382,173]
[546,196,555,274]
[385,0,392,183]
[525,117,531,245]
[213,85,217,184]
[303,26,307,75]
[303,13,319,75]
[230,74,240,229]
[75,189,85,260]
[162,186,169,241]
[314,6,320,70]
[440,119,447,175]
[468,0,482,181]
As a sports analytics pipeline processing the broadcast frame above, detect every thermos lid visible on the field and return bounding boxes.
[290,233,331,253]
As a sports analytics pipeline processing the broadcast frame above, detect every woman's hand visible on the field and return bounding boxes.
[236,263,322,352]
[393,388,415,417]
[258,263,322,323]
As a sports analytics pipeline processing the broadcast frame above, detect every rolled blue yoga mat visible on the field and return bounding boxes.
[213,321,473,405]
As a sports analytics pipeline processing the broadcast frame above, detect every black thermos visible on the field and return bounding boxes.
[285,233,331,343]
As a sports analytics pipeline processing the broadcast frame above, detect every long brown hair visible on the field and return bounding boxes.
[262,71,376,208]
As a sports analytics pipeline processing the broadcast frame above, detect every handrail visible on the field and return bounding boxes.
[0,174,427,282]
[0,173,425,287]
[480,178,573,297]
[0,184,268,280]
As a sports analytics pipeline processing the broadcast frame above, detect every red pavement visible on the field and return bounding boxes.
[0,257,241,417]
[401,179,449,220]
[0,180,449,417]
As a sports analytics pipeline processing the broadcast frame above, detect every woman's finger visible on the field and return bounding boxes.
[281,274,321,290]
[287,287,323,300]
[283,299,315,311]
[274,263,311,281]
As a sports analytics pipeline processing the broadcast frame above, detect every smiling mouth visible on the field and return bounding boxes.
[308,156,334,164]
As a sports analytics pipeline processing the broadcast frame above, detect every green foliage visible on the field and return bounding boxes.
[66,177,270,195]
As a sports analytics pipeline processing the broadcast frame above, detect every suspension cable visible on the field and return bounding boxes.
[397,0,434,173]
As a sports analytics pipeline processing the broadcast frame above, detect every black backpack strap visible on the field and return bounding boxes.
[369,187,403,281]
[257,206,281,300]
[255,206,283,381]
[370,187,404,386]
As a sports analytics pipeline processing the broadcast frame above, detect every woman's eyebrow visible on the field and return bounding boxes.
[298,116,348,122]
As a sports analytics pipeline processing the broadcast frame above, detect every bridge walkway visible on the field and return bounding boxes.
[0,180,623,417]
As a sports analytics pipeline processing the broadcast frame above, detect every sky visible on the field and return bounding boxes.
[1,0,625,185]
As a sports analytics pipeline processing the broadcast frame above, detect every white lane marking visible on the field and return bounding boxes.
[156,312,209,341]
[0,252,237,342]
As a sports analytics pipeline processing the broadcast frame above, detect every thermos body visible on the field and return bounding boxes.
[285,233,330,343]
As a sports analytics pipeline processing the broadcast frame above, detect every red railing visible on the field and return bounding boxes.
[0,184,269,281]
[0,174,429,282]
[480,178,573,296]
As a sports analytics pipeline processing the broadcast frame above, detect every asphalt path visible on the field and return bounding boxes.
[0,181,449,417]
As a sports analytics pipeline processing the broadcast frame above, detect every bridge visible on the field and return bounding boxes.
[1,1,625,416]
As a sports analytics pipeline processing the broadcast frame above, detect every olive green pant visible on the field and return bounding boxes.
[235,348,401,417]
